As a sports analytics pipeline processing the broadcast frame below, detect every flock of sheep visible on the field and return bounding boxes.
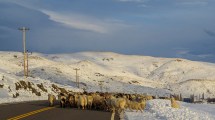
[48,92,180,114]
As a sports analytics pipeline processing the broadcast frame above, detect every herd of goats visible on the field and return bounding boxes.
[48,92,179,114]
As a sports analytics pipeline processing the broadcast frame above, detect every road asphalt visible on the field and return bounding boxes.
[0,100,120,120]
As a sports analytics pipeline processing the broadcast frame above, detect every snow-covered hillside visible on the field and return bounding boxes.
[125,99,215,120]
[1,51,215,103]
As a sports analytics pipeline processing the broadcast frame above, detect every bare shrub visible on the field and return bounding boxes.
[31,87,41,96]
[19,81,28,89]
[37,83,47,92]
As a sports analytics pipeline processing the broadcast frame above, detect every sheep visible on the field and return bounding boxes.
[105,95,116,111]
[83,95,88,109]
[109,97,127,114]
[60,95,67,108]
[78,95,87,109]
[54,91,153,113]
[124,97,146,113]
[48,94,56,107]
[92,94,106,110]
[87,95,93,109]
[74,93,79,107]
[130,94,137,101]
[139,99,146,110]
[68,94,75,108]
[145,95,153,100]
[171,97,180,108]
[129,101,143,112]
[124,98,131,110]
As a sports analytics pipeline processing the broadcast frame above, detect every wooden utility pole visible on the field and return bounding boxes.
[19,27,29,78]
[74,68,80,88]
[26,50,29,77]
[98,81,104,92]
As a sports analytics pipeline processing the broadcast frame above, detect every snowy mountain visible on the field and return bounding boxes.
[0,51,215,103]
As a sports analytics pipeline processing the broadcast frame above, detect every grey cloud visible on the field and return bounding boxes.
[204,30,215,37]
[178,1,208,6]
[175,48,215,63]
[118,0,148,3]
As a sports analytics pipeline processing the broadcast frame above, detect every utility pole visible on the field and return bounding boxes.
[98,81,104,92]
[19,27,29,78]
[26,50,29,77]
[74,68,80,88]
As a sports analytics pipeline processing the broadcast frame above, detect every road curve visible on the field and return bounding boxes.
[0,100,119,120]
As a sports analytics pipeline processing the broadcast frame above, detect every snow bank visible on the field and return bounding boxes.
[0,96,47,105]
[125,99,214,120]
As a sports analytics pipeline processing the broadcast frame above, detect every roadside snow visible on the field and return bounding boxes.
[125,99,215,120]
[181,102,215,119]
[0,96,47,105]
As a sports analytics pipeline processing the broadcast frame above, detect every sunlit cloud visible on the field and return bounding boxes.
[40,10,129,34]
[41,10,108,34]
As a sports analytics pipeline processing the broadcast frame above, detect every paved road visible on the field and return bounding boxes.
[0,101,119,120]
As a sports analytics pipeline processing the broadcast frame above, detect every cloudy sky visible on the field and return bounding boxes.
[0,0,215,62]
